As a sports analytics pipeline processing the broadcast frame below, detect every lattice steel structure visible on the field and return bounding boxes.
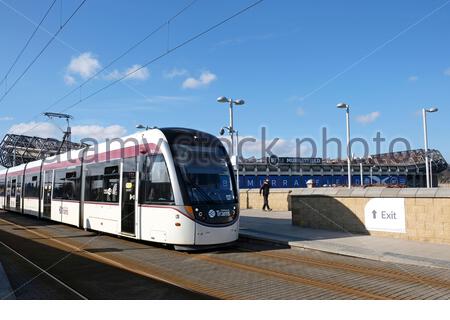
[0,134,87,168]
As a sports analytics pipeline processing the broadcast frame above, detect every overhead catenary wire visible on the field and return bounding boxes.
[43,0,198,113]
[0,0,58,89]
[13,0,198,138]
[13,0,264,139]
[58,0,264,115]
[0,0,88,105]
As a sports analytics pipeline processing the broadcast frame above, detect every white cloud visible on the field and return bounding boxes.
[105,64,150,81]
[124,64,150,80]
[444,68,450,76]
[356,111,380,124]
[64,74,76,86]
[8,121,127,142]
[104,69,121,80]
[8,122,59,138]
[67,52,101,79]
[296,107,305,116]
[72,125,127,141]
[220,136,312,158]
[0,116,14,121]
[408,75,419,82]
[182,71,217,89]
[164,68,188,79]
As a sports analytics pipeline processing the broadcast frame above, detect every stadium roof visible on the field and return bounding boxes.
[0,134,87,168]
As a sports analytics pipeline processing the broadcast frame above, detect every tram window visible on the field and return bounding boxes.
[139,154,174,204]
[24,175,40,198]
[85,163,120,203]
[11,179,16,197]
[53,168,81,200]
[16,178,22,195]
[0,179,5,196]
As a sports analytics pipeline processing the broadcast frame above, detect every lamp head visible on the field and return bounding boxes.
[336,102,349,110]
[217,96,229,103]
[426,107,438,113]
[234,99,245,105]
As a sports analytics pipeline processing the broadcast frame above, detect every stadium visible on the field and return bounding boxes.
[1,132,447,190]
[238,149,448,189]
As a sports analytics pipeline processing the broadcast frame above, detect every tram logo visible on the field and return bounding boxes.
[208,209,216,218]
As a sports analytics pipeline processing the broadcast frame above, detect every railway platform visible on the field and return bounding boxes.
[240,209,450,270]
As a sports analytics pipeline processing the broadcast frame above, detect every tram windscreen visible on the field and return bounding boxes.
[171,144,236,205]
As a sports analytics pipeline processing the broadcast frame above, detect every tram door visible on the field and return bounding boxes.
[121,158,136,235]
[6,179,11,210]
[42,171,52,219]
[16,178,22,211]
[11,179,16,210]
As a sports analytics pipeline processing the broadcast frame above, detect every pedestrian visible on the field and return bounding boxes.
[259,177,272,211]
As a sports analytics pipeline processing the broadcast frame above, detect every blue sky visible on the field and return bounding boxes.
[0,0,449,160]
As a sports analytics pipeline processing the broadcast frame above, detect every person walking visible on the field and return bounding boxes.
[259,178,272,211]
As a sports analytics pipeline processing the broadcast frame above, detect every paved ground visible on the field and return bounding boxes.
[0,262,14,299]
[240,209,450,269]
[0,214,209,300]
[1,211,450,299]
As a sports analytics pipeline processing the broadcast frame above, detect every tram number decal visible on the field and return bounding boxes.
[59,206,69,215]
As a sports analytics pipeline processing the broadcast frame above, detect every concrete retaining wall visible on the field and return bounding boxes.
[289,188,450,244]
[239,189,292,211]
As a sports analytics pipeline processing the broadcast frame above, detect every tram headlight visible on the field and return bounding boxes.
[231,207,238,219]
[197,211,206,220]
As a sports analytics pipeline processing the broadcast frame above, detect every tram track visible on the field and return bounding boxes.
[0,239,88,300]
[1,213,450,299]
[203,246,450,299]
[240,247,450,291]
[190,252,389,299]
[0,216,234,299]
[1,215,385,299]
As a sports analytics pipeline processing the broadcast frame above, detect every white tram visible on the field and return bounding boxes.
[0,128,239,249]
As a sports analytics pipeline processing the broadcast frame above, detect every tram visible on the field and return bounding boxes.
[0,128,239,249]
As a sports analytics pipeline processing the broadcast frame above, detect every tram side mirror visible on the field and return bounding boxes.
[219,128,225,136]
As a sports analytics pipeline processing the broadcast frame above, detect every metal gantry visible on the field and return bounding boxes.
[0,133,87,168]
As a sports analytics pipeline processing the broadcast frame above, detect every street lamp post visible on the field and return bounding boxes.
[370,166,373,185]
[218,96,245,193]
[422,107,438,188]
[337,103,352,189]
[217,96,244,157]
[360,162,363,187]
[430,159,433,188]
